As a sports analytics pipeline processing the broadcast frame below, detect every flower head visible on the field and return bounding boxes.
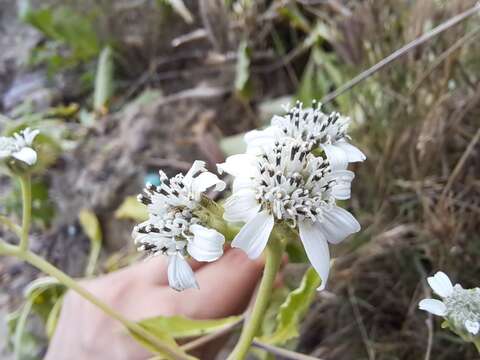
[419,271,480,337]
[245,101,365,170]
[218,140,360,290]
[133,161,226,291]
[0,128,39,166]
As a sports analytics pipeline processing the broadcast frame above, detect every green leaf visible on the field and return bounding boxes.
[278,4,311,32]
[23,277,66,324]
[138,315,242,339]
[6,307,39,360]
[261,267,320,345]
[128,322,197,360]
[235,40,252,99]
[94,46,115,113]
[19,1,100,70]
[14,300,34,360]
[78,209,103,276]
[219,133,246,156]
[45,295,64,339]
[115,196,148,222]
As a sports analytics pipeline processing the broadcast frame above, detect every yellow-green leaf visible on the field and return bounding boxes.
[94,46,114,114]
[78,209,102,276]
[115,196,148,222]
[235,40,252,99]
[138,315,242,339]
[261,267,320,345]
[128,324,197,360]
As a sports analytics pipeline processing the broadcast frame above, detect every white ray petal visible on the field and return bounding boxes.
[12,147,37,165]
[188,224,225,262]
[217,154,258,177]
[223,189,261,223]
[168,254,198,291]
[299,220,331,291]
[418,298,447,316]
[328,170,355,200]
[427,272,453,298]
[335,140,366,162]
[317,206,360,244]
[191,171,225,196]
[321,144,348,171]
[231,210,274,259]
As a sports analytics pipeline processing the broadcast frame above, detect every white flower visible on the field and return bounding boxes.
[218,141,360,290]
[132,161,226,291]
[245,101,365,170]
[0,128,40,166]
[419,271,480,336]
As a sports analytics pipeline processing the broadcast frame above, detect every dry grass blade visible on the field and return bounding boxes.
[252,339,324,360]
[321,2,480,103]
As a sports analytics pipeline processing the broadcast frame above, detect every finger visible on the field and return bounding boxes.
[172,249,265,319]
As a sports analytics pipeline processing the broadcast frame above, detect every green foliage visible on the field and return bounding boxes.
[138,315,242,339]
[4,178,55,228]
[235,40,252,99]
[7,302,39,360]
[78,209,103,276]
[219,133,247,156]
[261,267,320,345]
[19,0,100,72]
[7,277,66,359]
[115,196,148,222]
[94,47,115,114]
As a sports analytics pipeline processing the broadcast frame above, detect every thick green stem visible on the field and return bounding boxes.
[227,237,284,360]
[0,242,192,360]
[19,174,32,252]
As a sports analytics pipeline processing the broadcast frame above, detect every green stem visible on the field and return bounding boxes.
[0,215,22,238]
[19,174,32,252]
[474,339,480,354]
[0,242,192,360]
[227,237,284,360]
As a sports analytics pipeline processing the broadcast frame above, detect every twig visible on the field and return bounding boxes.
[321,2,480,103]
[252,339,323,360]
[440,127,480,200]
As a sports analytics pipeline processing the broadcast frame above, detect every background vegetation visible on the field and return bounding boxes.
[0,0,479,359]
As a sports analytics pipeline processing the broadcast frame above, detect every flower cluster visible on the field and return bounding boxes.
[132,161,226,291]
[244,101,365,170]
[0,128,39,166]
[218,101,364,290]
[133,100,365,291]
[419,272,480,337]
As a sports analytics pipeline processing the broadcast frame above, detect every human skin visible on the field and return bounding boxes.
[45,248,265,360]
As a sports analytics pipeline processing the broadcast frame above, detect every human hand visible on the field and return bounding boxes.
[45,248,265,360]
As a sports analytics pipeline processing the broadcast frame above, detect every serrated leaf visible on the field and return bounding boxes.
[138,315,242,339]
[78,209,102,276]
[94,46,115,114]
[261,267,320,345]
[115,196,148,222]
